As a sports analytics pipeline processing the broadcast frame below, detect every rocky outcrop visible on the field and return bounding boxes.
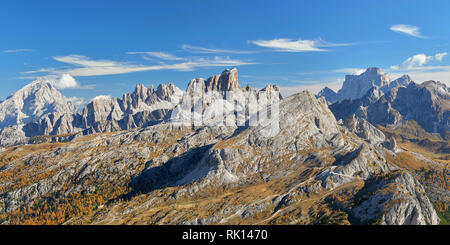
[342,114,386,144]
[352,171,440,225]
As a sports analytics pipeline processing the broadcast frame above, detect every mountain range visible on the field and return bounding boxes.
[0,67,448,225]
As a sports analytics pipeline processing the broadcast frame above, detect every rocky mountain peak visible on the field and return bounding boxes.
[340,67,391,98]
[156,82,178,100]
[364,67,385,75]
[317,87,338,104]
[205,68,240,92]
[318,67,412,104]
[134,84,153,97]
[420,80,450,98]
[259,84,283,101]
[0,78,77,129]
[186,68,240,94]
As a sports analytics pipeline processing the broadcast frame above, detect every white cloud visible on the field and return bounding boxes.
[127,51,184,61]
[391,68,450,87]
[332,68,365,75]
[24,55,256,77]
[248,38,352,52]
[181,44,254,54]
[389,53,450,86]
[54,74,80,89]
[3,49,33,53]
[390,24,424,38]
[68,96,86,107]
[91,95,112,101]
[435,52,447,61]
[34,73,94,90]
[391,52,447,70]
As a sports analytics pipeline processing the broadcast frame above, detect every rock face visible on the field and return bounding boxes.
[185,68,240,95]
[339,67,390,100]
[205,68,240,91]
[318,67,411,104]
[352,170,440,225]
[330,80,450,137]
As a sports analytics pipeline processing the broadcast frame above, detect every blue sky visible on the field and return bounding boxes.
[2,0,450,104]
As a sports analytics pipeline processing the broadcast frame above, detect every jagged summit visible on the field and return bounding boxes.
[206,68,240,91]
[187,68,240,93]
[0,78,77,129]
[362,67,385,75]
[317,87,338,104]
[318,67,412,104]
[339,67,391,100]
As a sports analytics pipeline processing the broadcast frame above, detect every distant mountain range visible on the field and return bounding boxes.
[0,67,448,146]
[0,68,280,146]
[0,67,448,225]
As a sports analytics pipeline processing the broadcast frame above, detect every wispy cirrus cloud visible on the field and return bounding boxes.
[127,51,185,61]
[22,54,256,77]
[390,52,447,70]
[3,49,34,53]
[390,24,425,38]
[332,68,365,75]
[248,37,353,52]
[181,44,254,54]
